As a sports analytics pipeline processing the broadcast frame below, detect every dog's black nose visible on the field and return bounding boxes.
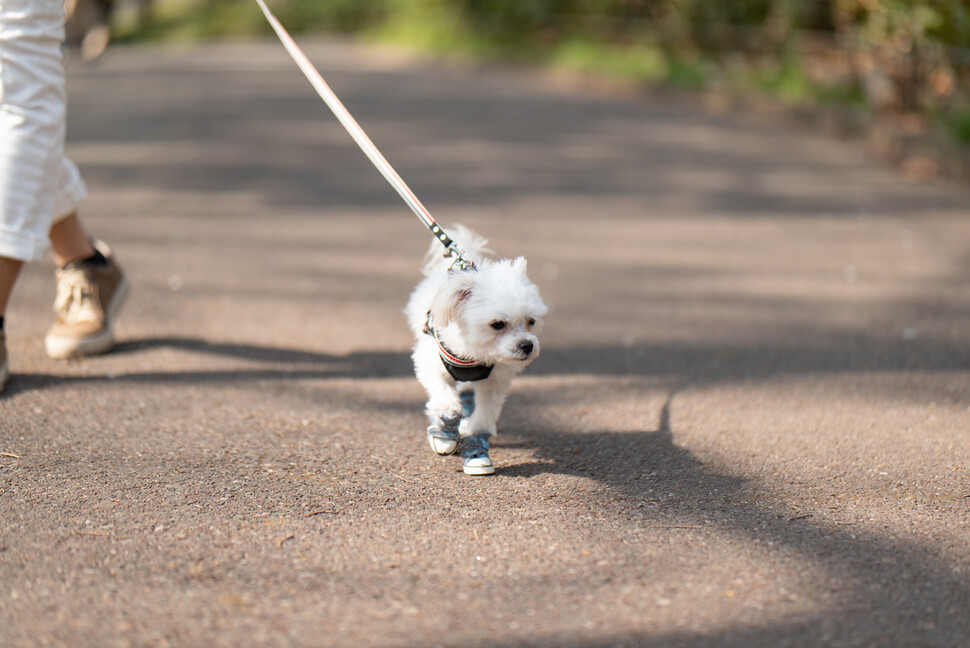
[518,340,534,356]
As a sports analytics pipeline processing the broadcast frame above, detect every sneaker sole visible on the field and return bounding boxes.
[45,276,130,359]
[428,435,459,456]
[463,463,495,476]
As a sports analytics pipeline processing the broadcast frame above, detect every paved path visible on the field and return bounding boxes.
[2,41,969,647]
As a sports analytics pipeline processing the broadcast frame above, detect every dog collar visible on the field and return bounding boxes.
[424,315,494,382]
[437,337,494,382]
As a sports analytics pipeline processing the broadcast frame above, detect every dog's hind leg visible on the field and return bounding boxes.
[459,367,515,439]
[459,389,475,417]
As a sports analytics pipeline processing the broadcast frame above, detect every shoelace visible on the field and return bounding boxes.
[460,434,490,460]
[53,267,102,325]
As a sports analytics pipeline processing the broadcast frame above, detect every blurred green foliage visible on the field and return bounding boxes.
[130,1,970,50]
[126,0,970,138]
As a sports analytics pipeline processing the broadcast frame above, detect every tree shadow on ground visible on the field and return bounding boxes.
[0,337,414,398]
[5,324,967,408]
[488,392,970,647]
[5,342,967,646]
[67,43,970,220]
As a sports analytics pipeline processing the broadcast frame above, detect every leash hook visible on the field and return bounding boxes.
[445,244,476,272]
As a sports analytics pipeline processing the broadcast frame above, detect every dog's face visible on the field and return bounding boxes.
[430,257,547,366]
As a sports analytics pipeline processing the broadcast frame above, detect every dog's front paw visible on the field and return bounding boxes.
[460,433,494,475]
[427,414,461,455]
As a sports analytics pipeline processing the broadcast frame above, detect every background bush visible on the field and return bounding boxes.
[120,0,970,139]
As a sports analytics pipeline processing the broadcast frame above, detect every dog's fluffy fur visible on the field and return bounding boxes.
[405,225,547,445]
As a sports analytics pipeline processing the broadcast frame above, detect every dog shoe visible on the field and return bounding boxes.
[460,433,494,475]
[427,414,461,455]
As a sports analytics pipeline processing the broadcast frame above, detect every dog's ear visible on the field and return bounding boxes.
[430,272,476,327]
[512,256,528,274]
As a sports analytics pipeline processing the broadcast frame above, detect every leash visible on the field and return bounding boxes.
[253,0,475,271]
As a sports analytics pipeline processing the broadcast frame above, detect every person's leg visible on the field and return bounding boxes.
[0,1,71,390]
[48,212,95,267]
[0,256,20,390]
[45,161,129,360]
[0,257,23,318]
[0,1,68,264]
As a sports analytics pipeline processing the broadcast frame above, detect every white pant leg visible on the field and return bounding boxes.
[0,0,87,263]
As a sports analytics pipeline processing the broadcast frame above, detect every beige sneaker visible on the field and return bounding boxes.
[0,330,8,394]
[45,240,129,359]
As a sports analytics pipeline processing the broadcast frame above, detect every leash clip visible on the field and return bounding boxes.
[445,244,476,273]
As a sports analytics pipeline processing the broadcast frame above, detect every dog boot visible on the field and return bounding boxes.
[427,414,461,455]
[460,433,494,476]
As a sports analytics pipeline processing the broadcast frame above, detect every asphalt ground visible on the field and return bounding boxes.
[1,40,969,647]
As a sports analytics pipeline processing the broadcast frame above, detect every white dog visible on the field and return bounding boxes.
[405,225,547,475]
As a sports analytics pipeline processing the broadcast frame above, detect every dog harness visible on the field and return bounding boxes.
[424,314,494,382]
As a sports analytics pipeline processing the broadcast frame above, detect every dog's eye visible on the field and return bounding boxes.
[490,321,506,331]
[527,318,536,327]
